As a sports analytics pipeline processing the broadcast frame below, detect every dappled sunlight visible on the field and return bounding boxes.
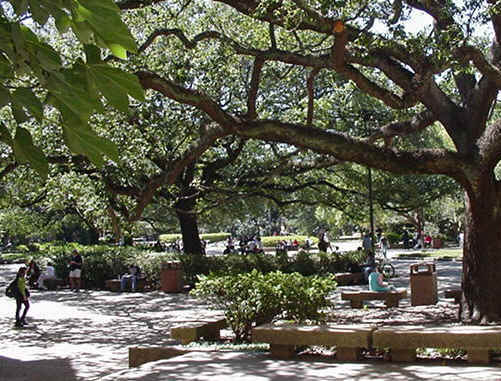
[1,260,497,380]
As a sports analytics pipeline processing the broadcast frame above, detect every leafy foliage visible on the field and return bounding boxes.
[0,0,144,176]
[191,270,336,342]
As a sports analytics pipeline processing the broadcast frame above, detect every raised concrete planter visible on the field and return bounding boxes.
[171,318,227,345]
[373,325,501,364]
[105,278,147,292]
[252,323,376,361]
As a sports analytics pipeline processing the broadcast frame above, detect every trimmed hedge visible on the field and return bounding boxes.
[261,235,318,247]
[159,233,230,243]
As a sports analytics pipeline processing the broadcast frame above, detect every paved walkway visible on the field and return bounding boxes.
[1,257,500,381]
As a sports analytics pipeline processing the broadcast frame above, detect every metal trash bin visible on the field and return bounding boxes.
[410,262,437,306]
[161,261,183,293]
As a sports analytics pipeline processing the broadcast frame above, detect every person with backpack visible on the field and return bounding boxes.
[9,266,30,328]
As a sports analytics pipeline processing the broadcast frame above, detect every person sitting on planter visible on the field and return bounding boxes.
[120,264,141,292]
[368,266,395,292]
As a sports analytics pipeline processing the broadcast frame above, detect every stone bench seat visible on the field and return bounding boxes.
[341,288,407,308]
[171,318,227,345]
[373,325,501,364]
[252,323,376,361]
[444,288,462,303]
[105,277,147,292]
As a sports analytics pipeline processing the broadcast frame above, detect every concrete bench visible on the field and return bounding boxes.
[334,272,364,286]
[373,325,501,364]
[444,288,461,304]
[171,318,227,345]
[252,323,376,361]
[341,289,407,308]
[105,278,147,292]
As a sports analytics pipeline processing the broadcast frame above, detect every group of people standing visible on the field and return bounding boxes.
[7,249,83,328]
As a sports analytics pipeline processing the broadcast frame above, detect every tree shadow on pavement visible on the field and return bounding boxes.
[0,355,77,381]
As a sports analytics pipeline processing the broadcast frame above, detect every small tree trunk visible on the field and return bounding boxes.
[461,190,501,322]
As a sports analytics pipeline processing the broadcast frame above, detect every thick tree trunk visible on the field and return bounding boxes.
[461,189,501,322]
[175,197,203,255]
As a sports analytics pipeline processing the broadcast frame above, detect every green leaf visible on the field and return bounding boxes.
[0,53,13,77]
[12,87,43,122]
[0,122,12,146]
[62,122,119,166]
[107,43,127,60]
[84,44,101,64]
[11,0,29,16]
[47,68,103,122]
[31,41,62,70]
[0,84,11,108]
[28,0,50,25]
[90,64,145,106]
[55,13,71,33]
[12,127,48,178]
[11,104,29,124]
[75,1,137,54]
[71,20,93,44]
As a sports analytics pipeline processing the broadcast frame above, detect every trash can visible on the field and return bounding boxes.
[161,261,183,293]
[410,262,437,306]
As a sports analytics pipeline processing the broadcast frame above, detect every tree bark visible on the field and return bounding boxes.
[461,186,501,322]
[175,196,204,255]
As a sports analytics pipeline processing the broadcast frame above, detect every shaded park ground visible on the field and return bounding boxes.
[1,253,501,380]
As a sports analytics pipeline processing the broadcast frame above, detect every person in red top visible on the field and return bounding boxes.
[424,233,432,248]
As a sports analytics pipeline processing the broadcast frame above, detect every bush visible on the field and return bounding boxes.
[385,232,401,245]
[159,233,230,244]
[159,234,181,243]
[48,244,179,289]
[200,233,230,243]
[261,235,318,248]
[191,270,336,342]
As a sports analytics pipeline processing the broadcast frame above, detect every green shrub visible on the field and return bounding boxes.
[48,244,179,289]
[191,270,336,342]
[159,233,230,244]
[385,232,401,245]
[312,250,366,274]
[286,250,317,275]
[159,234,182,243]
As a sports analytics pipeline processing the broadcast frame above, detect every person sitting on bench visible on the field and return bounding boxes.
[121,264,141,292]
[368,266,395,292]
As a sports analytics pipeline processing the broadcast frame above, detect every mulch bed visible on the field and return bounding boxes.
[328,301,460,326]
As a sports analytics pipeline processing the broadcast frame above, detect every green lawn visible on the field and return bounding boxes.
[397,248,463,259]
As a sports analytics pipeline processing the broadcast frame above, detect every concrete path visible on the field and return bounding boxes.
[1,257,500,381]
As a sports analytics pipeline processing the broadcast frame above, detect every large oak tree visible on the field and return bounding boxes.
[117,0,501,322]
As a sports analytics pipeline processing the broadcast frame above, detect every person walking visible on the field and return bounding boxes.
[13,266,30,328]
[69,249,83,292]
[379,234,390,259]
